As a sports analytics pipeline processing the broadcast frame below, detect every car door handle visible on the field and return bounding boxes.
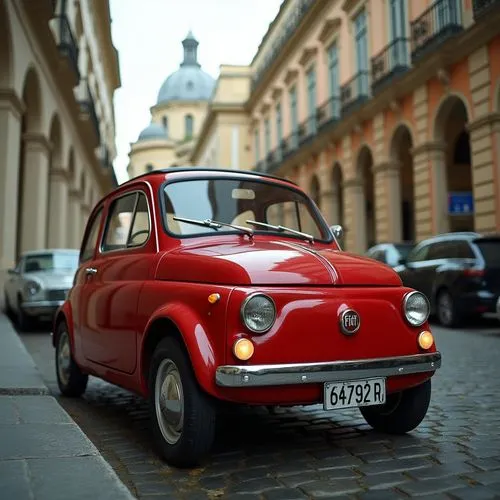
[85,267,98,276]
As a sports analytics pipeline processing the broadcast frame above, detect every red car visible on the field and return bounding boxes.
[52,167,441,467]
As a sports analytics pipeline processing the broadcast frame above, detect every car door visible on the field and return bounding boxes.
[81,188,156,375]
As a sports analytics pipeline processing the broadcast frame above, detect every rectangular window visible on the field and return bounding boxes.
[354,8,369,95]
[264,118,271,156]
[306,66,317,134]
[327,43,340,118]
[254,129,260,163]
[275,103,282,145]
[389,0,408,67]
[289,86,298,148]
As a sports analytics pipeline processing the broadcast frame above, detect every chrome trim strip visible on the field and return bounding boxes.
[215,352,442,387]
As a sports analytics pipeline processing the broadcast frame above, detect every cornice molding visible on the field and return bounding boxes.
[284,68,299,86]
[410,141,447,156]
[22,133,52,154]
[372,161,401,175]
[271,86,283,100]
[0,88,26,119]
[298,47,318,67]
[49,167,69,180]
[318,18,342,44]
[466,112,500,132]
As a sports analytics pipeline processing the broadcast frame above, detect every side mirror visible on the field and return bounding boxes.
[330,224,344,240]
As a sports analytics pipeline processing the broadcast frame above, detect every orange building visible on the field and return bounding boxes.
[194,0,500,254]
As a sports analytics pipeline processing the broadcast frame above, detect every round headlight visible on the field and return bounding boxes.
[241,293,276,333]
[24,280,41,296]
[403,291,430,327]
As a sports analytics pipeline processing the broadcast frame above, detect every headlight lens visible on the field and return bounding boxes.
[403,291,430,326]
[241,293,276,333]
[24,280,41,296]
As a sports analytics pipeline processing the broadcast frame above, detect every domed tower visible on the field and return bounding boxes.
[128,32,215,178]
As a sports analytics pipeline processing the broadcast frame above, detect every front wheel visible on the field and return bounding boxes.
[436,289,460,328]
[148,337,216,467]
[55,321,88,397]
[359,379,431,434]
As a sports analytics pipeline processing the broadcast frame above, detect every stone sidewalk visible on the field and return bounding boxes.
[0,313,135,500]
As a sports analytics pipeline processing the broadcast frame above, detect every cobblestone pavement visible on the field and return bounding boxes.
[19,318,500,500]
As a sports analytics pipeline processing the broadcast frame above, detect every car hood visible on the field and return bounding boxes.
[24,270,75,289]
[156,239,402,286]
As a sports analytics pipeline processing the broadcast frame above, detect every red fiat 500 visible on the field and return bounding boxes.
[52,167,441,467]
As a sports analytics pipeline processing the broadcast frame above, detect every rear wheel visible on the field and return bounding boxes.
[436,289,460,328]
[148,337,216,467]
[55,321,88,397]
[359,379,431,434]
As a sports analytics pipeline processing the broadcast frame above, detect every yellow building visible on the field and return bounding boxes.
[0,0,121,278]
[127,32,215,178]
[191,0,500,254]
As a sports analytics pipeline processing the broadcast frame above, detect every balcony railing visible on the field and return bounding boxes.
[472,0,500,18]
[56,13,80,82]
[251,0,315,91]
[78,79,101,143]
[411,0,463,61]
[316,96,341,129]
[371,37,410,93]
[298,116,316,146]
[340,71,369,114]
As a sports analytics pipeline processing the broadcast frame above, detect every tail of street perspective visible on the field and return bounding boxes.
[1,0,500,499]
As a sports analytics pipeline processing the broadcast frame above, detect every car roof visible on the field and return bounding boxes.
[21,248,79,257]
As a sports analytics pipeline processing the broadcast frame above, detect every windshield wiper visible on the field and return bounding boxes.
[245,220,314,243]
[173,216,254,238]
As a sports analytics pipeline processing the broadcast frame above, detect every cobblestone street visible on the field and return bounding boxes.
[20,320,500,499]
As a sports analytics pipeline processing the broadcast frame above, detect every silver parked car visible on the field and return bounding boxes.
[3,249,79,330]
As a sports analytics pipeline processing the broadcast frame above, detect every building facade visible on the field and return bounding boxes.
[127,32,215,179]
[0,0,121,277]
[192,0,500,254]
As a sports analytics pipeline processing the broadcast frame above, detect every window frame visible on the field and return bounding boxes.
[79,206,104,263]
[99,189,152,254]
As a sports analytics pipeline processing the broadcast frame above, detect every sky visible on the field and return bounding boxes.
[109,0,284,184]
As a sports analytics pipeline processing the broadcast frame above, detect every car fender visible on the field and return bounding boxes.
[139,301,220,397]
[52,301,74,348]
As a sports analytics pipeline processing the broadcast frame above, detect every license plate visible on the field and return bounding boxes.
[323,378,386,410]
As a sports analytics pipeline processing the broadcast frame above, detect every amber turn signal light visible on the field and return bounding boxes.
[233,338,254,361]
[208,293,221,304]
[418,330,434,350]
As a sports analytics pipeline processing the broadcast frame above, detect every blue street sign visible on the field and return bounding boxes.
[448,192,474,215]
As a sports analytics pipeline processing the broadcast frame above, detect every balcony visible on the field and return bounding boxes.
[340,71,369,115]
[371,37,410,94]
[473,0,500,18]
[298,116,316,146]
[316,96,341,130]
[411,0,463,62]
[55,13,80,84]
[78,79,101,144]
[251,0,316,91]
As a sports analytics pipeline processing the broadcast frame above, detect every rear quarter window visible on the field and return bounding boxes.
[474,240,500,267]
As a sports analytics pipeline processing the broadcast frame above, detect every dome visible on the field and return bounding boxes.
[156,31,215,105]
[137,122,167,141]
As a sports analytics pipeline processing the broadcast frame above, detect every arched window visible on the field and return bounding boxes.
[185,114,194,139]
[162,116,168,138]
[146,164,154,172]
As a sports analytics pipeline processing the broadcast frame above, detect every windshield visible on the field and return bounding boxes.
[24,252,79,273]
[162,178,332,242]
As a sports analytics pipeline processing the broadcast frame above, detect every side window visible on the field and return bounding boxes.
[455,241,475,259]
[428,241,456,260]
[102,192,150,252]
[407,244,429,263]
[80,208,103,262]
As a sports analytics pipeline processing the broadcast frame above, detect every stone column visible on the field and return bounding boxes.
[0,90,24,270]
[18,133,51,254]
[372,161,402,243]
[343,178,365,253]
[47,167,69,248]
[67,189,82,249]
[466,112,500,233]
[410,142,448,240]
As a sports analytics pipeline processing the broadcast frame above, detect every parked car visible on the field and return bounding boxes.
[52,167,441,466]
[395,232,500,327]
[4,249,79,330]
[496,296,500,322]
[366,242,415,268]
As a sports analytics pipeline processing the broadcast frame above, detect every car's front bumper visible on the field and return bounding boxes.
[21,300,64,317]
[215,352,442,388]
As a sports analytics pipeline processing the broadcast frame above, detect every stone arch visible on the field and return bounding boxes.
[355,145,375,250]
[433,94,474,232]
[310,174,320,207]
[21,66,43,134]
[389,123,415,241]
[0,0,13,87]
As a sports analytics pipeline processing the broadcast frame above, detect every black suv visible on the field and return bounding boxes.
[396,232,500,327]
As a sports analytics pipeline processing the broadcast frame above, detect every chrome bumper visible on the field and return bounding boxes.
[215,352,442,388]
[21,300,64,316]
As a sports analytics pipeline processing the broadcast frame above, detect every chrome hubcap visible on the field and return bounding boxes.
[155,359,184,445]
[438,293,453,324]
[57,330,71,385]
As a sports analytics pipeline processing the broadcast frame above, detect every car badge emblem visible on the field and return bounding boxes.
[339,309,360,336]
